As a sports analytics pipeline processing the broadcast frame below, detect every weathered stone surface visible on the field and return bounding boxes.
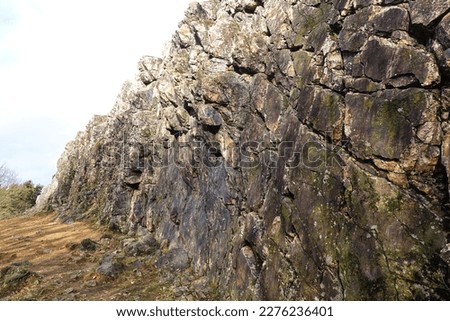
[345,88,434,159]
[80,238,97,251]
[251,74,285,132]
[339,6,409,52]
[202,71,249,107]
[339,6,377,52]
[292,50,316,88]
[360,37,440,87]
[433,41,450,70]
[97,253,125,277]
[409,0,450,27]
[341,163,447,300]
[372,6,410,33]
[345,77,383,93]
[138,56,163,85]
[442,123,450,195]
[293,2,332,51]
[39,0,450,300]
[123,235,159,256]
[437,13,450,48]
[434,13,450,70]
[296,85,344,141]
[198,105,223,128]
[156,248,190,272]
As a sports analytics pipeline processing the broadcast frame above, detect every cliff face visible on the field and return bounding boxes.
[44,0,450,300]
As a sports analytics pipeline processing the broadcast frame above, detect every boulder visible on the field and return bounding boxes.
[97,253,125,277]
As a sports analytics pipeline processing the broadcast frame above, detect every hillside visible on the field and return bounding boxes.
[0,213,212,300]
[32,0,450,300]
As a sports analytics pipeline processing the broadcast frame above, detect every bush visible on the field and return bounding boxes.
[0,181,43,219]
[0,163,18,187]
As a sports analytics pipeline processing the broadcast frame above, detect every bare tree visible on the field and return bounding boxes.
[0,163,19,187]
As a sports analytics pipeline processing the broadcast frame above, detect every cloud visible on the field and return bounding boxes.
[0,0,195,185]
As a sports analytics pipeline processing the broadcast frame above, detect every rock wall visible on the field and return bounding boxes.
[45,0,450,299]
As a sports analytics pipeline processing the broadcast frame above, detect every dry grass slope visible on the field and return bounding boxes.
[0,213,172,300]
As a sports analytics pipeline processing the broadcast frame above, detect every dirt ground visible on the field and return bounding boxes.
[0,213,171,300]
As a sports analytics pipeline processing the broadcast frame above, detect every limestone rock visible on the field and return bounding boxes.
[80,238,97,251]
[296,85,344,141]
[372,6,410,33]
[42,0,450,300]
[360,37,440,87]
[442,124,450,195]
[97,253,125,278]
[409,0,450,27]
[198,105,223,128]
[345,88,432,159]
[156,248,190,272]
[138,56,162,85]
[436,13,450,48]
[339,5,410,52]
[122,235,159,256]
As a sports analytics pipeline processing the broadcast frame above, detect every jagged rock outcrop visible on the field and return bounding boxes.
[41,0,450,300]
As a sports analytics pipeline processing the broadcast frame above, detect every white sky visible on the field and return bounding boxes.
[0,0,195,185]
